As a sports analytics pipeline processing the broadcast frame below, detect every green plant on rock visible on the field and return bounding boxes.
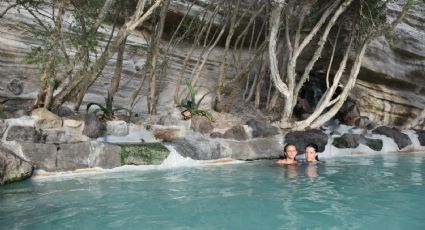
[86,93,130,120]
[179,81,214,121]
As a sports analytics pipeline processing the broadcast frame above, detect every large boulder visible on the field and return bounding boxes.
[83,113,106,138]
[56,142,92,171]
[106,120,129,136]
[171,136,223,160]
[6,126,46,143]
[372,126,412,149]
[32,108,63,129]
[332,133,383,151]
[337,99,361,126]
[285,129,328,154]
[224,138,282,160]
[19,142,58,171]
[89,142,122,168]
[190,115,213,134]
[222,125,248,141]
[0,145,33,185]
[0,98,33,118]
[246,119,279,138]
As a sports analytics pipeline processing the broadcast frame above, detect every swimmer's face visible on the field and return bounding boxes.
[285,145,297,160]
[305,146,318,162]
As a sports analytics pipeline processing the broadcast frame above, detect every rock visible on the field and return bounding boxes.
[157,107,190,129]
[6,79,24,95]
[120,143,170,165]
[222,125,248,141]
[31,108,61,120]
[56,142,91,171]
[83,113,106,138]
[1,99,33,118]
[285,129,328,154]
[210,132,224,138]
[333,134,360,149]
[32,108,63,129]
[89,142,122,169]
[6,126,46,143]
[35,118,63,129]
[337,98,360,126]
[225,138,282,160]
[372,126,412,149]
[363,137,383,151]
[63,119,83,128]
[152,126,185,142]
[172,136,223,160]
[332,134,383,151]
[20,142,57,171]
[43,129,74,143]
[106,120,129,136]
[415,130,425,146]
[0,145,33,185]
[55,106,75,117]
[246,119,279,138]
[190,115,213,134]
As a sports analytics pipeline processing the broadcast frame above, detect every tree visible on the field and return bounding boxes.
[268,0,415,130]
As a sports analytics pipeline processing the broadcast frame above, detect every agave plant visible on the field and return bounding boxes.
[179,81,214,121]
[86,93,130,120]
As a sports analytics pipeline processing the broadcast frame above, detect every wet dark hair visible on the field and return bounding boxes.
[305,143,319,161]
[280,143,297,160]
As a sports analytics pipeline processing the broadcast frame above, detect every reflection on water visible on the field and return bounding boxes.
[1,153,425,229]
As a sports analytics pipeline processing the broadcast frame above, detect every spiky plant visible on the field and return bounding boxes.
[86,93,130,120]
[179,81,214,121]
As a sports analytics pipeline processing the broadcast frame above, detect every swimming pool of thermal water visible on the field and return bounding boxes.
[1,153,425,229]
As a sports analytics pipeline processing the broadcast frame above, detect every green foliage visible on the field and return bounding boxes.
[120,143,170,165]
[86,93,130,120]
[179,81,214,121]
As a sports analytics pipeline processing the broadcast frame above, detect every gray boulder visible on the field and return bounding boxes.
[20,142,58,171]
[285,129,328,154]
[0,146,33,185]
[222,125,248,141]
[6,126,46,143]
[120,143,169,165]
[172,136,223,160]
[1,98,33,118]
[56,142,91,171]
[83,113,106,138]
[372,126,412,149]
[246,119,279,138]
[191,116,213,134]
[225,138,282,160]
[332,134,383,151]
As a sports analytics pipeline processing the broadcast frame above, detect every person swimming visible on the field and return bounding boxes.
[275,143,299,165]
[300,143,321,165]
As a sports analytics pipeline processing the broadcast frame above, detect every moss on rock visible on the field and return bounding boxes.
[119,143,170,165]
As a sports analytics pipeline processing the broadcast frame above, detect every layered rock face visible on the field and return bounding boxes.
[0,1,424,128]
[353,2,425,128]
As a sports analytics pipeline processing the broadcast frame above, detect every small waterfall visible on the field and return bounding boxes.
[161,145,200,167]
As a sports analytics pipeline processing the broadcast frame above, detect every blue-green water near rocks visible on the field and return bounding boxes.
[1,153,425,230]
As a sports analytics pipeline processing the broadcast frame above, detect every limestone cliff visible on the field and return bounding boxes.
[0,1,424,128]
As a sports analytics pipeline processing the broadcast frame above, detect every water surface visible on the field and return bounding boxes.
[1,153,425,229]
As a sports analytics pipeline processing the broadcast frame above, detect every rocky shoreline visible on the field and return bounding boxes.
[1,107,424,185]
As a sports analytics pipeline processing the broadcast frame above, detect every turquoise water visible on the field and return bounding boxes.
[1,153,425,230]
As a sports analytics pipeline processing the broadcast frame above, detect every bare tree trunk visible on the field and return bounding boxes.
[308,42,368,129]
[108,37,127,97]
[147,0,169,115]
[34,0,65,109]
